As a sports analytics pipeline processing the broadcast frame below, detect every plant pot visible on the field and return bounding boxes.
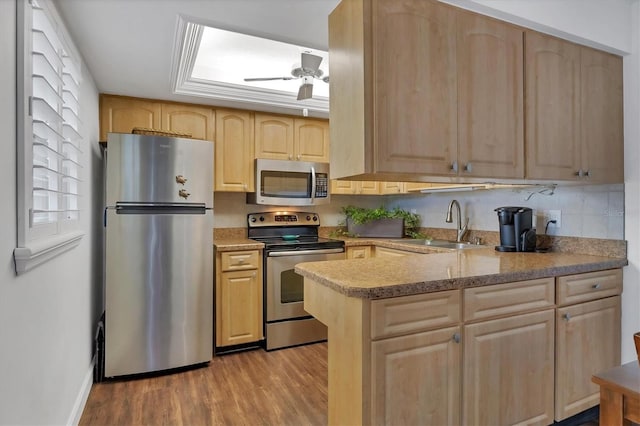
[346,217,404,238]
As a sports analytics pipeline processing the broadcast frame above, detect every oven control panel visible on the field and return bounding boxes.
[248,211,319,227]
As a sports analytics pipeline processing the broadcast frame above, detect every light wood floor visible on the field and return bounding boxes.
[80,343,327,426]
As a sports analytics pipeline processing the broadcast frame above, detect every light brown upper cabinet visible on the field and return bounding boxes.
[330,0,622,184]
[580,48,624,183]
[525,32,623,183]
[330,1,525,180]
[215,109,255,192]
[100,95,216,142]
[330,0,457,180]
[160,103,215,141]
[457,11,524,179]
[331,180,379,195]
[100,95,161,141]
[255,113,329,162]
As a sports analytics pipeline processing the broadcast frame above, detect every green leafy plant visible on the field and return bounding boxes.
[333,205,426,239]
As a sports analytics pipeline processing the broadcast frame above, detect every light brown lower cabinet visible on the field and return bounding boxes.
[371,326,461,425]
[215,250,263,348]
[463,309,555,426]
[554,269,622,420]
[373,246,415,257]
[346,246,372,259]
[304,268,623,425]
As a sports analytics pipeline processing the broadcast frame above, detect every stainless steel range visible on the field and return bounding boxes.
[248,211,345,350]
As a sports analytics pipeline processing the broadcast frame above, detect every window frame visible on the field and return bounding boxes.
[14,0,84,274]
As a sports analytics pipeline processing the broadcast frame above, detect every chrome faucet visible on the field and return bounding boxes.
[446,199,469,242]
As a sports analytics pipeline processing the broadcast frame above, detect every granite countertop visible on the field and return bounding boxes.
[295,247,628,299]
[214,238,264,251]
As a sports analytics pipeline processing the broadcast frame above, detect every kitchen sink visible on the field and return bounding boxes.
[392,239,487,249]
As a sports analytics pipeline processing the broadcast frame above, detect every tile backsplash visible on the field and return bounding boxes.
[213,183,624,240]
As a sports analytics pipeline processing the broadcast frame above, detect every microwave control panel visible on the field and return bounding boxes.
[315,173,328,198]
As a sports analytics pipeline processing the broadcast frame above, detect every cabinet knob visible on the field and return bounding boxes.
[563,313,571,321]
[452,333,461,344]
[297,154,301,160]
[451,161,458,173]
[288,154,293,160]
[464,163,472,173]
[575,169,584,177]
[592,283,601,289]
[585,170,591,178]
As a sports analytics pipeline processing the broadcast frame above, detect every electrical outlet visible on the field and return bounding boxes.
[547,209,561,228]
[538,209,561,232]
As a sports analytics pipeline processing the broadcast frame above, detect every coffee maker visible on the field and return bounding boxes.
[495,207,536,252]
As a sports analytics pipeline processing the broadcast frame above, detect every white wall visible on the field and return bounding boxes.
[220,184,624,240]
[0,1,102,424]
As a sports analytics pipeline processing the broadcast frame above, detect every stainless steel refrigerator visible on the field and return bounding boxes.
[104,133,213,377]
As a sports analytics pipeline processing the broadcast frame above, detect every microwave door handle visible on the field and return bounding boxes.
[310,166,316,203]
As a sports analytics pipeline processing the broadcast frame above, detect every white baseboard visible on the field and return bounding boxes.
[66,358,95,426]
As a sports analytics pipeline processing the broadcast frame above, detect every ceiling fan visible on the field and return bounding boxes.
[244,52,329,100]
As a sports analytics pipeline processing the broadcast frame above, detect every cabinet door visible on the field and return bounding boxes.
[555,296,621,420]
[371,326,461,425]
[463,309,555,426]
[295,119,330,162]
[525,32,581,180]
[331,180,357,194]
[100,95,161,141]
[357,181,380,195]
[379,181,405,194]
[255,114,294,160]
[215,109,255,192]
[373,0,457,175]
[160,103,215,141]
[581,47,624,183]
[216,268,263,347]
[457,12,524,179]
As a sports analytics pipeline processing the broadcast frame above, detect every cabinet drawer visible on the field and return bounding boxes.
[371,290,460,340]
[557,269,622,306]
[220,251,260,271]
[373,246,416,257]
[464,278,555,322]
[347,246,371,259]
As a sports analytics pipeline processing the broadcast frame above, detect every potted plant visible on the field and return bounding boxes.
[339,205,424,238]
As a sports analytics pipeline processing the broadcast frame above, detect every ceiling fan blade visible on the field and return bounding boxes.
[244,77,294,82]
[301,52,322,73]
[297,81,314,100]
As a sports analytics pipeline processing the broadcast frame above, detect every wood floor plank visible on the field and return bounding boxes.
[80,343,328,425]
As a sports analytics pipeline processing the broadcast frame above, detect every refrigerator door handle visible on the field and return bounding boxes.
[114,202,207,215]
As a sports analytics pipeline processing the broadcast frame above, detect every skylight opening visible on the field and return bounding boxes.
[192,27,329,98]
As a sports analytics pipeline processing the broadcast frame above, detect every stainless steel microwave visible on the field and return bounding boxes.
[246,158,330,206]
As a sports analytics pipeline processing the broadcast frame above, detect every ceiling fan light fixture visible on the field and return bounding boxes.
[297,76,314,100]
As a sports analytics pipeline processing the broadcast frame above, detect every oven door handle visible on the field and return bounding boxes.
[267,248,345,257]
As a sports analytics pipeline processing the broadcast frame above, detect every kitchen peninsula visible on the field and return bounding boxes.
[296,248,627,425]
